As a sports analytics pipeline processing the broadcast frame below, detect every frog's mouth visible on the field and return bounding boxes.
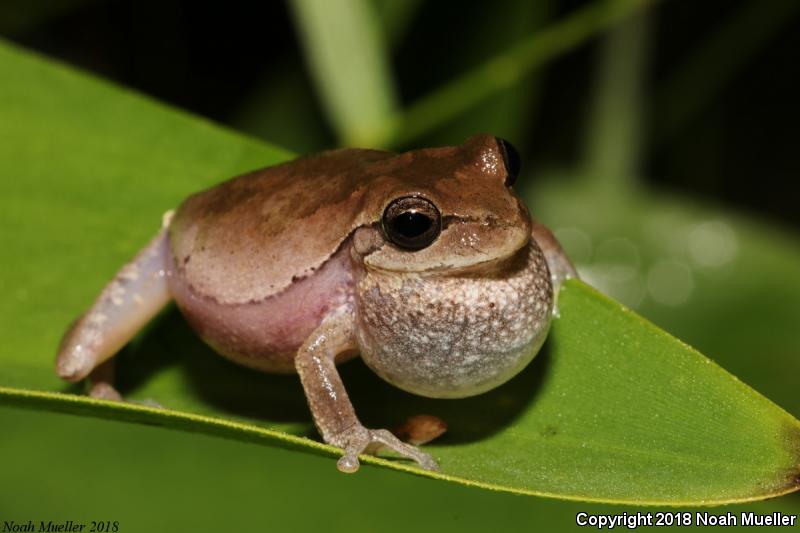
[360,215,532,275]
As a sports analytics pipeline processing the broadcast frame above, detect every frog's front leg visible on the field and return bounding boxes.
[56,220,173,398]
[295,310,440,473]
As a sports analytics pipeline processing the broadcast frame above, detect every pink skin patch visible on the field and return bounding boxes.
[167,241,356,373]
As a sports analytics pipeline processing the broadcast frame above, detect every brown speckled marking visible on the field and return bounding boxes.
[354,239,553,398]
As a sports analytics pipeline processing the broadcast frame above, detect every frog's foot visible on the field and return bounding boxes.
[86,382,164,408]
[394,414,448,446]
[335,425,440,474]
[87,381,123,401]
[84,359,163,408]
[87,387,164,408]
[85,358,122,401]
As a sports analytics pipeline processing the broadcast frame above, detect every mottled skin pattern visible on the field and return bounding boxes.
[355,240,552,398]
[55,134,576,473]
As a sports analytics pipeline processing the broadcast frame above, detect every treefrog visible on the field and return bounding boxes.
[56,134,576,472]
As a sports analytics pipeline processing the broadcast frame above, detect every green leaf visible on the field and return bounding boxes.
[0,39,798,504]
[529,177,800,423]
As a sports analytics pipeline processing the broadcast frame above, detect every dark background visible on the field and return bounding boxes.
[3,0,798,229]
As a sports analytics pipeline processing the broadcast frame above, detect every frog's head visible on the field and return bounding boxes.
[353,134,532,275]
[352,135,550,399]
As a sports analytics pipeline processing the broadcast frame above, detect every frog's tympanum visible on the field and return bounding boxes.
[56,134,576,472]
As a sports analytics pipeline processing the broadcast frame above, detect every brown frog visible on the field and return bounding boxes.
[56,134,576,473]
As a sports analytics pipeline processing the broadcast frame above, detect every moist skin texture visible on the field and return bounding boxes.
[167,239,356,373]
[354,238,553,398]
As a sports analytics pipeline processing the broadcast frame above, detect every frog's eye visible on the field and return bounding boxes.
[382,196,442,250]
[496,137,520,186]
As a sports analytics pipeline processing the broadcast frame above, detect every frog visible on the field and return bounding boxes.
[56,134,576,473]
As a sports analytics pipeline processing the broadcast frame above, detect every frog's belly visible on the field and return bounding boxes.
[166,244,356,373]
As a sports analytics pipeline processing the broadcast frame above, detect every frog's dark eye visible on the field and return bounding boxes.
[496,137,520,186]
[382,196,442,250]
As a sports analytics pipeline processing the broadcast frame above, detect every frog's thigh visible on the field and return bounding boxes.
[56,225,172,388]
[531,218,578,287]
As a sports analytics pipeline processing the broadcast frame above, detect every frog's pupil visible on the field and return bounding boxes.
[395,211,431,238]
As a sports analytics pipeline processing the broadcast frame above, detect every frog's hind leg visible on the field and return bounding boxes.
[531,218,578,288]
[56,217,173,399]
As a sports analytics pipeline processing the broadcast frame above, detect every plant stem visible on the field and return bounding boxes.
[289,0,398,146]
[582,10,650,194]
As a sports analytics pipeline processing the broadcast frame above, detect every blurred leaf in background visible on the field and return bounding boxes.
[289,0,398,146]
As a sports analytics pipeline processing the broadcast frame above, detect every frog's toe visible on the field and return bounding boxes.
[366,429,439,471]
[367,428,440,472]
[414,451,441,472]
[86,382,164,409]
[394,414,448,445]
[135,398,164,409]
[333,425,440,473]
[336,452,361,473]
[87,380,122,401]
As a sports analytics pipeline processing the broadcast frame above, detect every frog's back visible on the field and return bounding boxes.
[169,149,392,305]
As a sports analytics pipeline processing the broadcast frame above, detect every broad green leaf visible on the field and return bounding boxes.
[2,406,798,533]
[530,178,800,423]
[1,39,799,504]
